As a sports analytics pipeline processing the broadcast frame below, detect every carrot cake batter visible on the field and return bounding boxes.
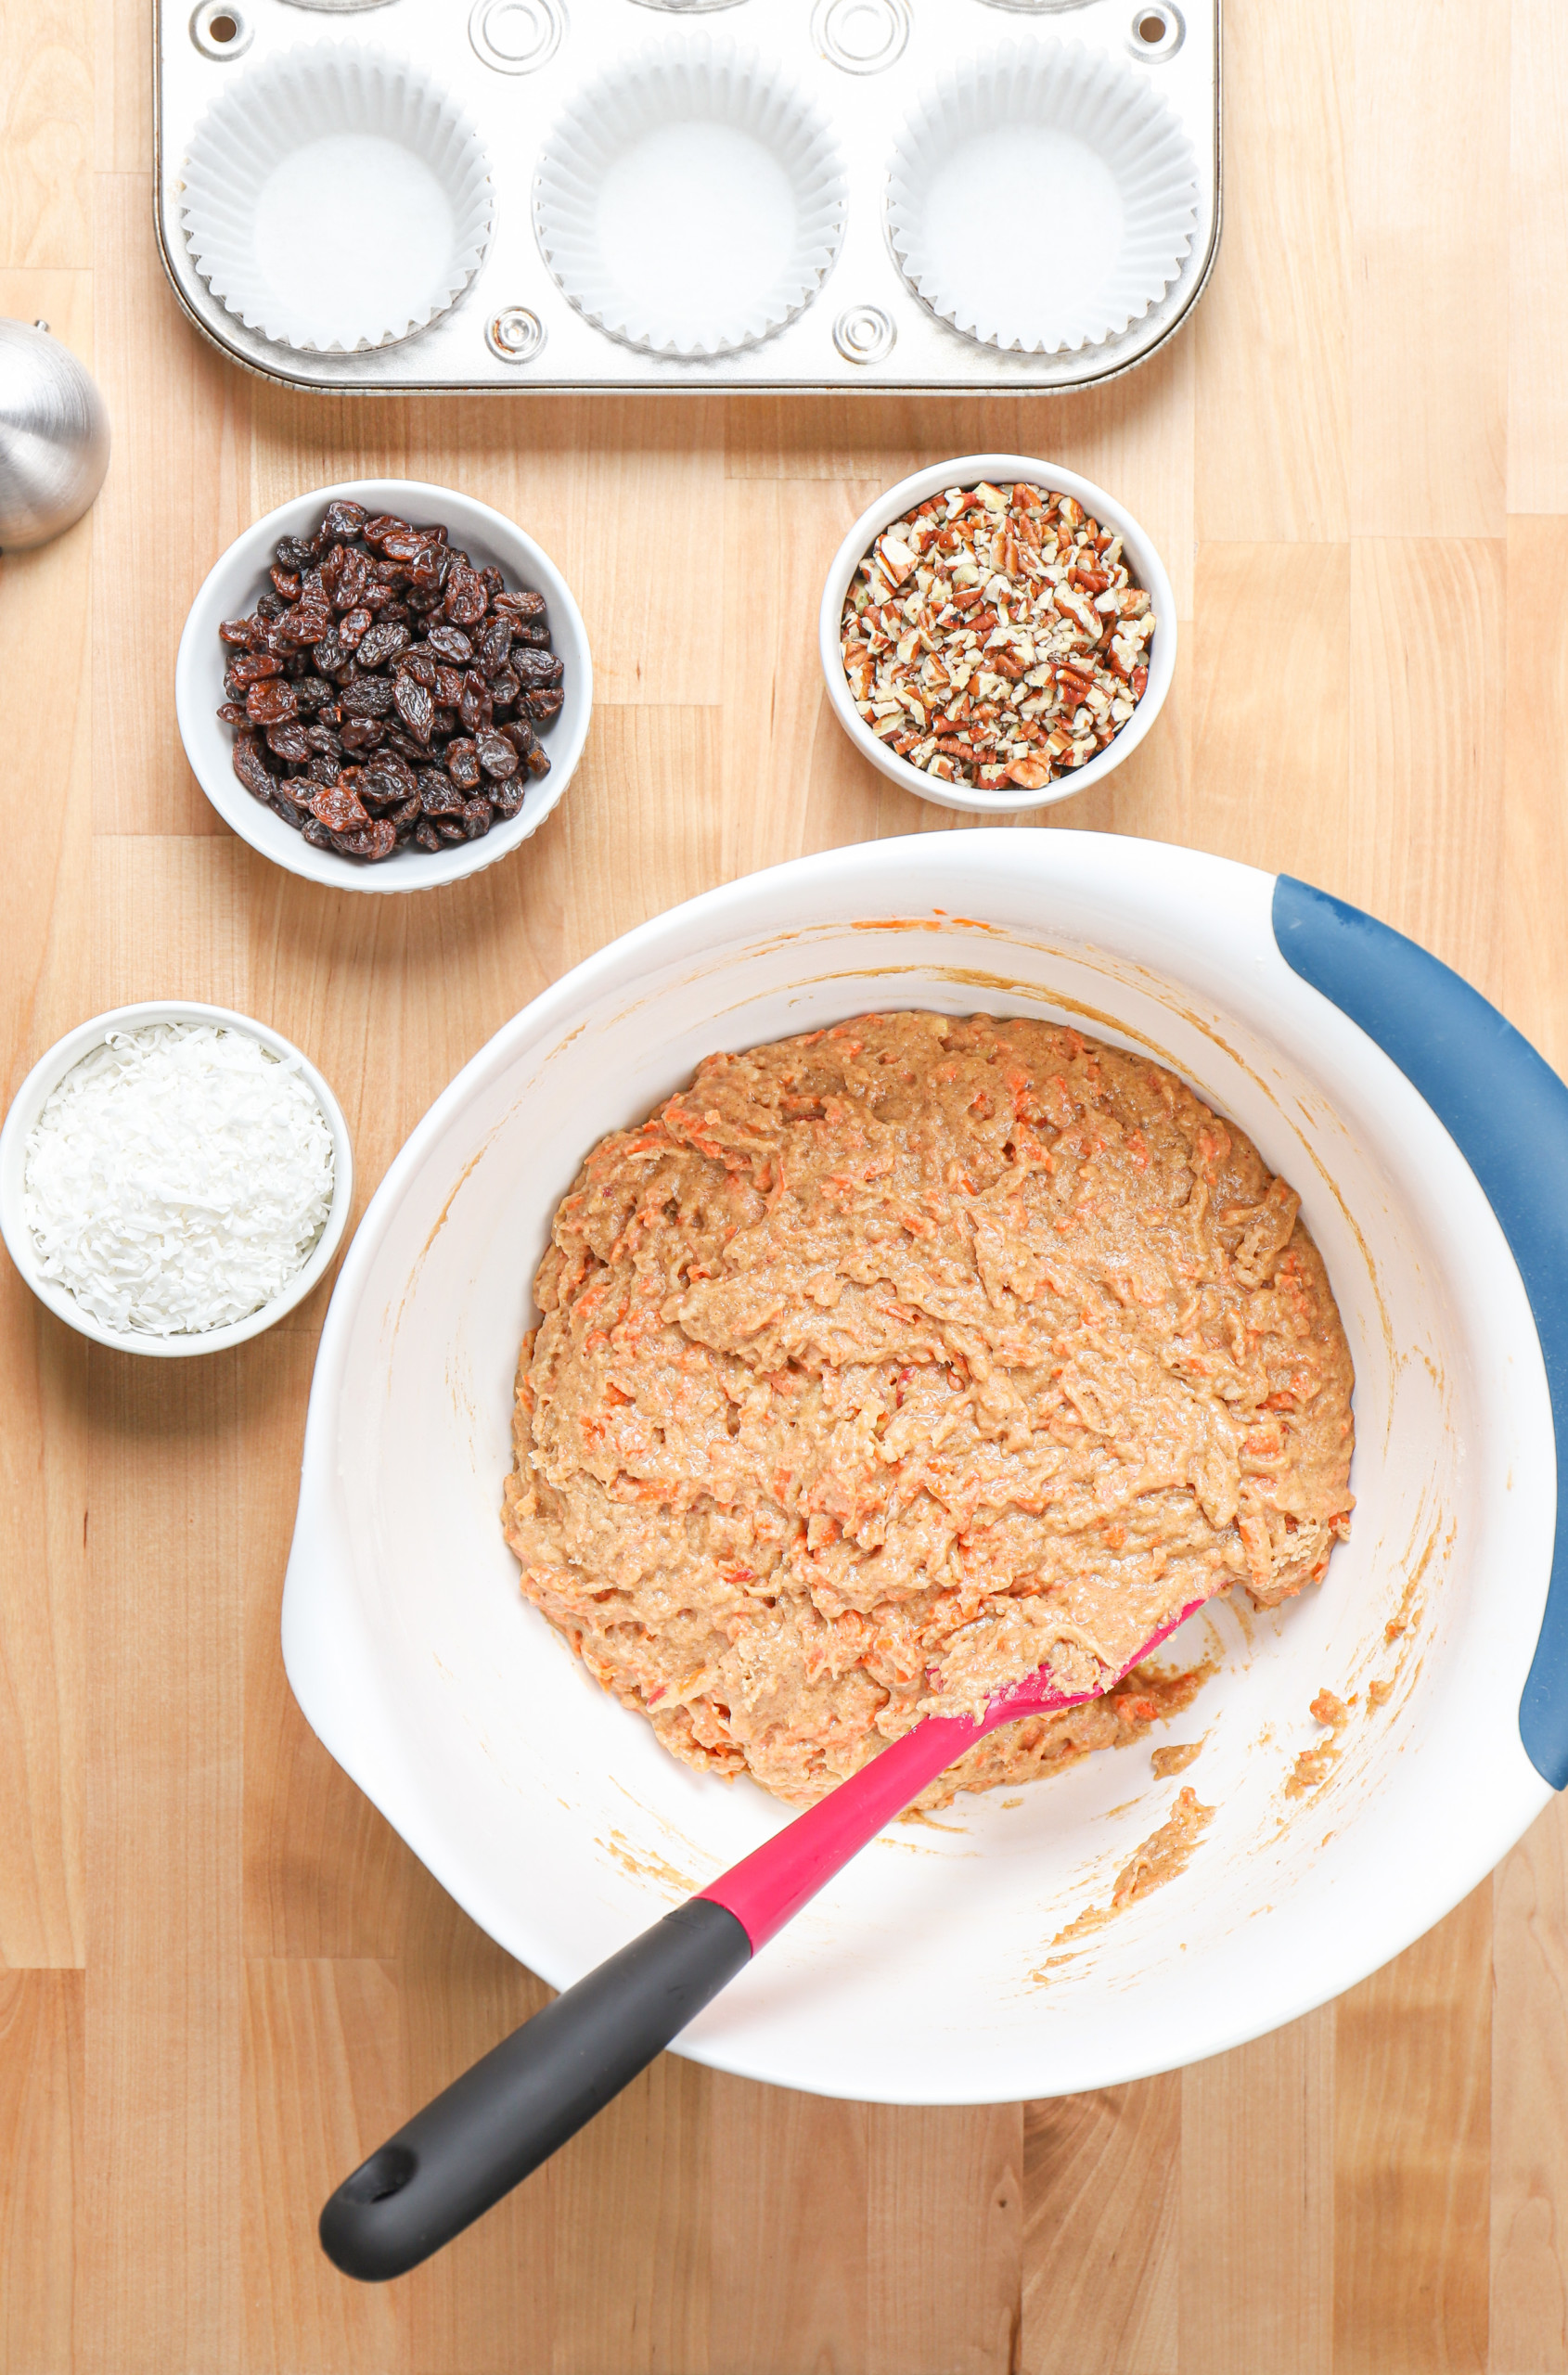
[502,1014,1355,1804]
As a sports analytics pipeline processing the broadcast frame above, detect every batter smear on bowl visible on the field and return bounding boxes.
[502,1014,1355,1805]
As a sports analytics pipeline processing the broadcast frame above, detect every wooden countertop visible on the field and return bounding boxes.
[5,2,1568,2368]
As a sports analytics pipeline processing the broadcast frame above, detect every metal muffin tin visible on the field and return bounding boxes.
[154,0,1221,394]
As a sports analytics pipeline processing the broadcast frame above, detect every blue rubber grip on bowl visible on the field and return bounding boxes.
[1272,877,1568,1789]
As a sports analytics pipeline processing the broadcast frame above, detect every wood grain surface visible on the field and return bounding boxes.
[3,1,1567,2368]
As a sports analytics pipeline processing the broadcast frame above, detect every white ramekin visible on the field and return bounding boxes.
[0,1001,354,1357]
[818,454,1176,816]
[175,480,593,896]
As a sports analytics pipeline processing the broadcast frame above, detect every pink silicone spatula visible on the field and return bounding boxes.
[319,1595,1205,2281]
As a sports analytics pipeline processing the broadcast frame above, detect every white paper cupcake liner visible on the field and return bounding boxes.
[887,40,1199,355]
[180,45,495,353]
[533,39,847,358]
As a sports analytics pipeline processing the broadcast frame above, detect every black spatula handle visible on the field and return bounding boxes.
[318,1896,751,2281]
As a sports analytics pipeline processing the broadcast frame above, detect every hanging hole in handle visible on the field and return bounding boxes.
[338,2144,418,2207]
[1126,1,1182,58]
[190,0,252,56]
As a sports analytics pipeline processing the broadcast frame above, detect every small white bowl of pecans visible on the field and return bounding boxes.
[820,456,1176,815]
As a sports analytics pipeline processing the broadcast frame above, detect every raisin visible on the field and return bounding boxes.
[408,544,448,593]
[224,652,276,690]
[473,619,508,679]
[340,718,385,751]
[513,648,566,688]
[337,609,373,648]
[232,737,275,800]
[362,514,413,548]
[492,777,527,818]
[491,666,520,708]
[418,770,465,816]
[274,797,306,833]
[246,680,299,725]
[494,588,546,623]
[312,633,350,674]
[377,530,429,564]
[381,726,428,764]
[396,648,438,689]
[389,791,422,829]
[474,726,520,780]
[341,675,395,718]
[255,593,285,622]
[436,819,467,843]
[459,796,493,839]
[291,676,331,712]
[500,718,537,756]
[337,548,371,609]
[514,622,553,648]
[278,602,331,649]
[393,672,434,742]
[312,780,371,833]
[303,722,341,755]
[524,745,551,779]
[479,567,505,600]
[219,616,259,648]
[414,819,443,853]
[424,624,472,664]
[458,672,491,734]
[270,564,302,601]
[431,663,464,709]
[444,737,482,790]
[275,536,316,571]
[334,818,399,863]
[305,754,342,786]
[363,749,417,805]
[216,701,249,725]
[322,498,368,540]
[265,721,312,763]
[523,687,565,724]
[443,567,488,626]
[315,701,343,728]
[301,818,337,851]
[356,621,410,671]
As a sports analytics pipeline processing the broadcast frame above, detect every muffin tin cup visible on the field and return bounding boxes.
[179,42,495,352]
[886,40,1200,354]
[532,38,847,358]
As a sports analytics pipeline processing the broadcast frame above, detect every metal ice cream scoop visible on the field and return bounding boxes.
[0,318,110,552]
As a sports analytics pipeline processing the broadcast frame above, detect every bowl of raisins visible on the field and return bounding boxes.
[175,480,592,892]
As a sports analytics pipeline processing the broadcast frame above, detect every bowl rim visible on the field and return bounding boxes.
[174,476,594,897]
[0,999,356,1357]
[816,451,1177,817]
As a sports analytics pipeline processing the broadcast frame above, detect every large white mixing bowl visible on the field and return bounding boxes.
[282,832,1568,2102]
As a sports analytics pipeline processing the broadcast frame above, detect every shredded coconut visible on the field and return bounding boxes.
[23,1021,336,1337]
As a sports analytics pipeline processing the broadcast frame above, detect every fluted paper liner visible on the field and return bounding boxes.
[533,39,846,358]
[887,41,1199,355]
[180,45,495,353]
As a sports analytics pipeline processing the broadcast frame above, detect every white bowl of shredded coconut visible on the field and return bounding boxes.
[0,1002,353,1354]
